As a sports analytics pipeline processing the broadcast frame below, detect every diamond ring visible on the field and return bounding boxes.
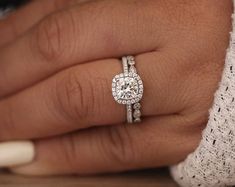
[112,56,144,123]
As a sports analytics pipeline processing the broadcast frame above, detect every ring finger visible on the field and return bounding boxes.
[0,51,186,141]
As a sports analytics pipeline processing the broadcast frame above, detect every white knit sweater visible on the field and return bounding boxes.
[171,1,235,186]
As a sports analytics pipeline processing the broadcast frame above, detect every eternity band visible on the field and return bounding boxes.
[112,56,144,123]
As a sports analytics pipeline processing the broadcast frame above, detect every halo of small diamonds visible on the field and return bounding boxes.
[112,72,143,105]
[112,55,143,124]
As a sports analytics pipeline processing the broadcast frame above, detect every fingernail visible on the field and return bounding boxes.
[0,141,35,167]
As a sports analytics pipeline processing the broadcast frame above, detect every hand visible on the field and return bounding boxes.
[0,0,232,175]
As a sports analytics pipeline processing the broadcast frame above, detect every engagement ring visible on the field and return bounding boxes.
[112,56,144,123]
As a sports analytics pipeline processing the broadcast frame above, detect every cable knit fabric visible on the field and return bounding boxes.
[171,1,235,186]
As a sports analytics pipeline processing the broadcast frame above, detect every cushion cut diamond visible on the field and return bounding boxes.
[116,77,138,100]
[112,73,143,104]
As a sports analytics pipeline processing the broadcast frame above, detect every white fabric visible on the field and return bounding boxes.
[171,1,235,186]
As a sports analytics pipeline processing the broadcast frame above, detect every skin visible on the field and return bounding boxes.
[0,0,232,175]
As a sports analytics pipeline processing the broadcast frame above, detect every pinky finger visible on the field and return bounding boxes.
[10,115,202,176]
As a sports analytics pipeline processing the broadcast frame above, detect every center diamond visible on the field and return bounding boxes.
[112,73,143,105]
[116,77,138,100]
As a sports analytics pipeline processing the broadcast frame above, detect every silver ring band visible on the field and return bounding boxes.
[112,56,144,123]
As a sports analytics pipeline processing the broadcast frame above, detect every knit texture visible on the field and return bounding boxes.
[171,1,235,186]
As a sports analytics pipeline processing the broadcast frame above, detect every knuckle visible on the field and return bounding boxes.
[55,70,106,124]
[32,9,76,64]
[55,72,91,123]
[99,126,136,166]
[34,14,63,62]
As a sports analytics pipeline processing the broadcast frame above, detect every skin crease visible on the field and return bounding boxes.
[0,0,232,175]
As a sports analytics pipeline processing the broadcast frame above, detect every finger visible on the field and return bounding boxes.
[10,116,203,176]
[0,52,188,140]
[0,0,74,47]
[0,0,92,47]
[0,0,168,97]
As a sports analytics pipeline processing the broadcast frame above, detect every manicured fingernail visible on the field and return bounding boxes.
[0,141,35,167]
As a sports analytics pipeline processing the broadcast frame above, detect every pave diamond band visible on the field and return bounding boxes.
[112,56,144,123]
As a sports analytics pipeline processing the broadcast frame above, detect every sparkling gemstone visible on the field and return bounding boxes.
[116,77,138,100]
[133,110,141,118]
[133,103,141,109]
[134,118,141,123]
[129,66,137,73]
[112,73,143,105]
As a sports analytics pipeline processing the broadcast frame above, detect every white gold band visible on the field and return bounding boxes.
[122,56,142,123]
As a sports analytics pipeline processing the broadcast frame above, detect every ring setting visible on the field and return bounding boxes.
[112,72,143,105]
[112,56,144,123]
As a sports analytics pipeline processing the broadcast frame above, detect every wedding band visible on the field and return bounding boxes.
[112,56,144,123]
